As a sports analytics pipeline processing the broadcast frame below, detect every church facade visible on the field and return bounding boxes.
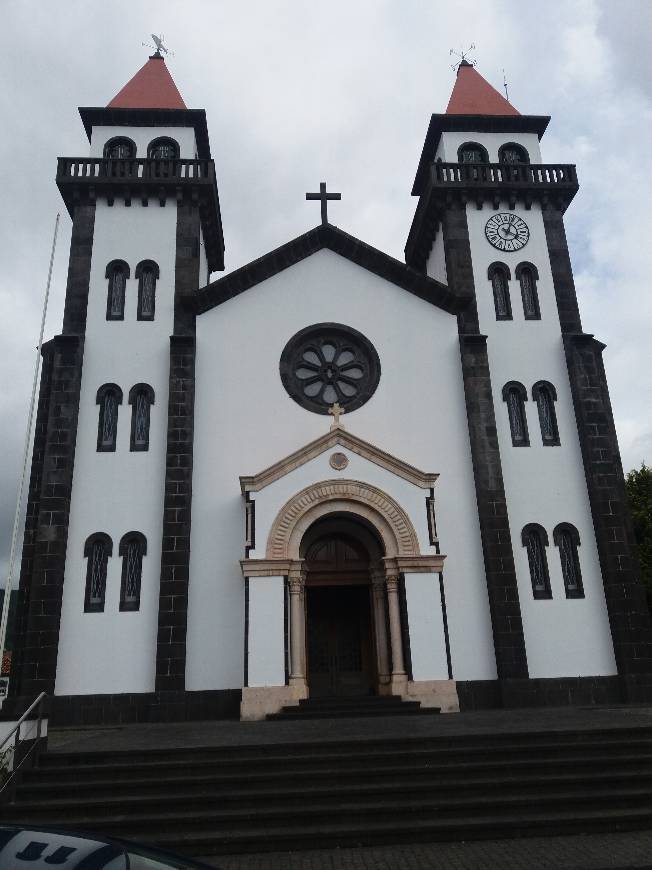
[8,56,652,724]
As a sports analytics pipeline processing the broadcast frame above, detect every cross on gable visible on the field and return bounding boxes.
[328,402,345,429]
[306,182,341,225]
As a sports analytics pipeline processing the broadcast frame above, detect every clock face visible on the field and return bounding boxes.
[485,213,530,252]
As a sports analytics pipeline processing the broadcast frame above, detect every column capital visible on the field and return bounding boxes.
[288,575,305,595]
[385,575,400,593]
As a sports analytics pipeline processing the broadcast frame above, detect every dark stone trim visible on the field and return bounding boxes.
[515,261,541,321]
[11,335,85,698]
[244,578,249,688]
[498,143,530,165]
[79,107,212,160]
[542,209,582,333]
[244,494,255,558]
[155,196,200,692]
[398,576,413,682]
[459,333,528,679]
[457,676,622,710]
[564,333,652,673]
[487,262,512,322]
[439,573,453,680]
[62,203,96,335]
[105,259,129,321]
[426,490,439,551]
[83,532,113,613]
[442,204,528,679]
[412,113,551,196]
[155,335,196,691]
[0,690,241,726]
[11,344,55,694]
[193,222,462,317]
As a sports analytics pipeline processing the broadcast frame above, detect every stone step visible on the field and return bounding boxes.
[12,789,652,838]
[139,806,652,855]
[9,770,652,818]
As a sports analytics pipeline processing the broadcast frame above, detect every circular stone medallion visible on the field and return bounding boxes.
[329,452,349,471]
[280,323,381,415]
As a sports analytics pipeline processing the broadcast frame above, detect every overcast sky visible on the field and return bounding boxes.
[1,0,650,586]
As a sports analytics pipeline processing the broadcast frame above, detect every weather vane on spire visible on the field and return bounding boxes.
[449,44,476,70]
[142,34,175,58]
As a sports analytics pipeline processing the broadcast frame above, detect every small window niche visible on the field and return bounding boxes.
[522,524,552,599]
[129,384,155,452]
[96,384,123,452]
[119,532,147,611]
[105,260,130,321]
[135,260,159,321]
[554,523,584,599]
[532,381,560,446]
[516,262,541,320]
[84,532,112,613]
[488,263,512,321]
[502,381,529,447]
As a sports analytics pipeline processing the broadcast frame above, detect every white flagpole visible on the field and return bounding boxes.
[0,213,60,695]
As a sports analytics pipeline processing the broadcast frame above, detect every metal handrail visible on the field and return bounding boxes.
[0,692,47,795]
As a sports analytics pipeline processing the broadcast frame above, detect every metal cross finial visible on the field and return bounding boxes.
[328,402,345,429]
[142,33,175,58]
[449,44,476,71]
[306,182,341,225]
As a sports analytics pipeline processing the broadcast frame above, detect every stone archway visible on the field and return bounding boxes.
[266,479,422,561]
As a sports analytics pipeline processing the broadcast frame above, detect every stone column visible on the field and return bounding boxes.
[371,574,391,692]
[288,571,306,689]
[386,575,407,691]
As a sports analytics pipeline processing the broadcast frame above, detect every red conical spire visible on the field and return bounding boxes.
[446,61,519,116]
[107,54,187,110]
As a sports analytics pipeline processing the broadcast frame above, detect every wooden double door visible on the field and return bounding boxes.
[306,585,374,697]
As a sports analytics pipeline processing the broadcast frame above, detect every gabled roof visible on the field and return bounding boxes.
[447,61,519,116]
[240,423,439,493]
[192,223,465,316]
[107,55,186,109]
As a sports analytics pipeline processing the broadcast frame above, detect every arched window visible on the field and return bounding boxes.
[147,137,179,159]
[499,143,530,164]
[129,384,155,452]
[84,533,112,612]
[532,381,560,445]
[553,523,584,598]
[119,532,147,611]
[502,382,529,447]
[457,142,489,163]
[516,262,540,320]
[105,260,130,321]
[96,384,123,452]
[135,260,159,321]
[522,524,551,599]
[488,263,512,320]
[103,137,136,159]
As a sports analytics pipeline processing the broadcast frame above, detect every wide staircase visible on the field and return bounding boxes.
[5,721,652,856]
[267,694,440,719]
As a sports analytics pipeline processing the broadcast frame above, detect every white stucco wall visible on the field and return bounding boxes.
[465,199,616,677]
[89,125,197,159]
[426,230,447,285]
[189,249,495,692]
[55,200,178,696]
[435,131,543,164]
[247,576,286,687]
[405,572,449,681]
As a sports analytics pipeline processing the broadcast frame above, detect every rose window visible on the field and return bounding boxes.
[280,323,381,415]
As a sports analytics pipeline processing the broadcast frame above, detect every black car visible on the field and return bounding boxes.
[0,826,219,870]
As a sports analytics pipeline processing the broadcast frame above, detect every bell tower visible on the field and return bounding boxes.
[406,61,652,704]
[12,53,224,706]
